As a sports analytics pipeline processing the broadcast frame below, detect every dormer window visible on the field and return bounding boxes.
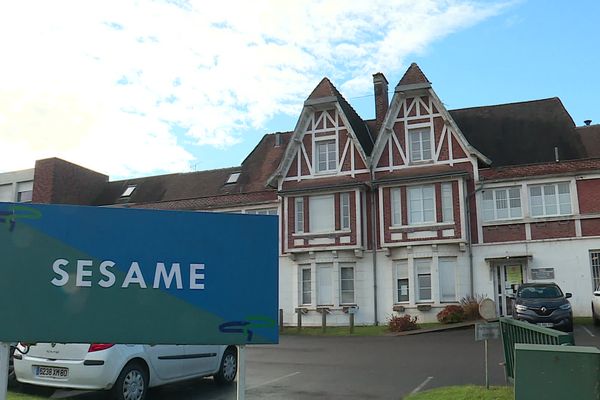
[120,185,136,198]
[226,172,240,184]
[409,127,432,163]
[316,139,337,172]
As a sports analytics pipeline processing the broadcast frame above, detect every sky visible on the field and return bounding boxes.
[1,0,599,180]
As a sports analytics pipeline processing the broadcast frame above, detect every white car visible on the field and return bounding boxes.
[13,343,237,400]
[593,287,600,325]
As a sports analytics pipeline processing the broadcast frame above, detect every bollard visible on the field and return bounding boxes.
[279,309,284,333]
[297,309,302,332]
[349,313,355,334]
[321,309,327,333]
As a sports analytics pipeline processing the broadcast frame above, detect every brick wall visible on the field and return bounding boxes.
[483,224,526,243]
[577,179,600,214]
[530,220,576,240]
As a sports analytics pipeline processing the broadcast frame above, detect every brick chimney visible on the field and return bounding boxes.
[373,72,389,136]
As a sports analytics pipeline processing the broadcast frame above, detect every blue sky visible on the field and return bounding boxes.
[0,0,598,180]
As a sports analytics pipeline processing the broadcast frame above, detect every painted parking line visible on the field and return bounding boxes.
[247,371,301,391]
[582,325,595,337]
[410,376,434,394]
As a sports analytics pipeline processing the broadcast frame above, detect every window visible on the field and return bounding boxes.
[309,195,334,233]
[226,172,240,184]
[482,187,522,221]
[246,208,278,215]
[317,263,333,305]
[395,260,409,302]
[439,257,457,302]
[316,140,337,172]
[409,128,432,163]
[340,264,355,304]
[408,186,435,225]
[341,193,350,230]
[0,184,12,202]
[591,251,600,291]
[441,183,453,223]
[415,258,432,302]
[120,185,136,198]
[16,181,33,203]
[295,198,304,233]
[529,183,571,217]
[391,188,401,226]
[300,266,311,305]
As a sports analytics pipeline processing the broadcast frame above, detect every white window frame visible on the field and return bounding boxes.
[439,257,457,302]
[407,185,436,225]
[391,188,402,226]
[408,127,433,163]
[317,263,333,306]
[441,183,453,223]
[315,139,337,173]
[309,195,335,233]
[395,260,409,303]
[482,187,522,222]
[295,198,304,233]
[415,258,432,302]
[16,181,33,203]
[300,266,312,305]
[245,208,278,215]
[341,193,350,230]
[591,251,600,291]
[528,182,572,218]
[340,264,355,305]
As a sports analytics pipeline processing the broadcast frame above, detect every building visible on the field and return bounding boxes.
[10,63,600,326]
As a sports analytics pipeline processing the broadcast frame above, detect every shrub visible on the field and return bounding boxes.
[460,294,486,320]
[436,305,465,324]
[388,314,419,332]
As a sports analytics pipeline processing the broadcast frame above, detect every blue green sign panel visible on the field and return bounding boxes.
[0,203,278,345]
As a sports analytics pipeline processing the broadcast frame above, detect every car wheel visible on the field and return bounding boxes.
[214,347,237,385]
[594,304,600,326]
[112,362,148,400]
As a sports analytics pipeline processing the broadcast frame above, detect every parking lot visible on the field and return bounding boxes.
[12,322,600,400]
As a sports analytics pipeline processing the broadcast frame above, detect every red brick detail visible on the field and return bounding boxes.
[582,219,600,236]
[287,197,295,248]
[452,135,467,159]
[435,183,443,223]
[420,96,430,114]
[432,102,439,114]
[366,191,374,249]
[483,224,526,243]
[335,193,341,231]
[354,147,367,170]
[577,179,600,214]
[438,136,449,161]
[340,132,351,172]
[32,158,108,205]
[349,192,357,245]
[408,118,429,125]
[480,159,600,181]
[530,220,576,240]
[466,177,478,243]
[287,152,298,178]
[393,122,406,166]
[401,186,408,226]
[315,111,324,130]
[303,197,310,233]
[433,117,444,154]
[407,98,417,117]
[378,142,390,168]
[452,181,462,238]
[392,136,403,167]
[315,130,335,137]
[326,110,336,127]
[301,135,311,175]
[383,187,392,243]
[398,103,405,118]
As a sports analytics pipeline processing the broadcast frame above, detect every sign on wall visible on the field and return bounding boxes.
[0,203,279,345]
[531,268,555,280]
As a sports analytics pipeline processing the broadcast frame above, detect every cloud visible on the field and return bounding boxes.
[0,0,511,178]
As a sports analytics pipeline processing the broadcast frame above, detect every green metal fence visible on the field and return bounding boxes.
[499,317,574,381]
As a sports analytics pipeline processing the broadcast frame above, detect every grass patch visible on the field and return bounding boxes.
[281,321,460,336]
[403,385,513,400]
[8,391,46,400]
[574,316,593,325]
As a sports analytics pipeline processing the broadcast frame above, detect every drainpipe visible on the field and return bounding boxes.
[465,179,485,296]
[370,169,379,326]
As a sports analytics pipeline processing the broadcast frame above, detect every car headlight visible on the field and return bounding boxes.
[515,305,528,312]
[560,303,571,310]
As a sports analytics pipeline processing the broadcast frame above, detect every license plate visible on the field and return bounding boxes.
[35,366,69,379]
[538,322,554,327]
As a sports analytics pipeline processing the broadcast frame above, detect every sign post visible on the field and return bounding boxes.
[476,298,499,390]
[237,345,246,400]
[0,343,8,400]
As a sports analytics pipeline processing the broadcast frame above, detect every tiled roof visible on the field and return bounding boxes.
[576,124,600,158]
[450,98,587,167]
[93,132,291,207]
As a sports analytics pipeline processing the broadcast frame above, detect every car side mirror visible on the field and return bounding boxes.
[594,291,600,297]
[506,294,515,299]
[565,293,572,299]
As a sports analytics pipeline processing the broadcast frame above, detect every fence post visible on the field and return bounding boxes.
[279,309,284,333]
[321,309,327,333]
[349,313,355,334]
[296,308,302,332]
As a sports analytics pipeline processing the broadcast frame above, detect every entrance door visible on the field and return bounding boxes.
[494,263,524,316]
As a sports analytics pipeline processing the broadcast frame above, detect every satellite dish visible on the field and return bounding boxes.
[479,298,497,320]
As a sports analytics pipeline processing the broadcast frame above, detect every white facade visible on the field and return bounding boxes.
[0,168,34,203]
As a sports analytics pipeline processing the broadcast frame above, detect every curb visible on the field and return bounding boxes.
[390,320,482,336]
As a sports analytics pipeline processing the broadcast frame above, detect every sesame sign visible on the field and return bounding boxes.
[0,203,279,345]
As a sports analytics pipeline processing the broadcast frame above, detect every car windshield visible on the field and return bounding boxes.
[518,286,563,299]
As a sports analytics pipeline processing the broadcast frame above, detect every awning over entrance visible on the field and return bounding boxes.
[484,254,533,262]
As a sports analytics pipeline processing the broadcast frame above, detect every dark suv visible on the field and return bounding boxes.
[511,283,573,332]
